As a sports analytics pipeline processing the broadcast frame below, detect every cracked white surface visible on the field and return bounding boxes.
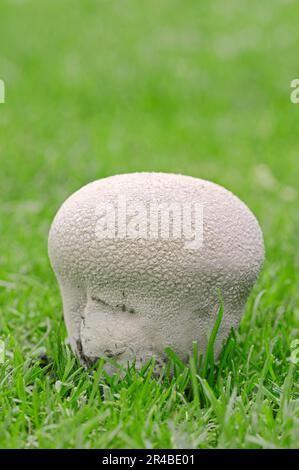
[48,172,264,372]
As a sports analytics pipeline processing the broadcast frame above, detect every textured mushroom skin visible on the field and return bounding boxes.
[48,173,264,372]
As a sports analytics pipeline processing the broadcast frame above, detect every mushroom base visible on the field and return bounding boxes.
[74,296,237,376]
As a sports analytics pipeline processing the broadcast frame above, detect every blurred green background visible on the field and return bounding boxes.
[1,0,299,247]
[0,0,298,448]
[1,0,299,268]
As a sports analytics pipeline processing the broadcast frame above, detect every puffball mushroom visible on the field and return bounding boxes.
[48,172,264,373]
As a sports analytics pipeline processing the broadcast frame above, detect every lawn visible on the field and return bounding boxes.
[0,0,298,449]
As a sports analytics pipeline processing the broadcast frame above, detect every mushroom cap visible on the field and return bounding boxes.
[48,172,264,371]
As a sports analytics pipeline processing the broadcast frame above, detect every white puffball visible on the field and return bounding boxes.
[48,173,264,373]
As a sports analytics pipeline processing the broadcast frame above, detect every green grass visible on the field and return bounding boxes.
[0,0,298,449]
